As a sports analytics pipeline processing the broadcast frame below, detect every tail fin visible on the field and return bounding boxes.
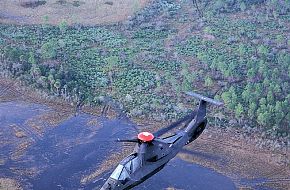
[185,92,223,106]
[184,92,223,135]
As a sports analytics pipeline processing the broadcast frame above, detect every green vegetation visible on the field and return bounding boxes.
[0,0,289,136]
[177,0,289,136]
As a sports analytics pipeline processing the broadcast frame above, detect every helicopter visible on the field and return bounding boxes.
[100,92,223,190]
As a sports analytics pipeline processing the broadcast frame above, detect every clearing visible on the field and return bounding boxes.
[0,0,149,25]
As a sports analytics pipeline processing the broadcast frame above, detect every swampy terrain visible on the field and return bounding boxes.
[0,79,289,190]
[0,0,290,189]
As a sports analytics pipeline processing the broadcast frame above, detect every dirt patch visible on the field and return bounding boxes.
[11,140,33,160]
[0,0,150,25]
[12,125,27,138]
[0,178,22,190]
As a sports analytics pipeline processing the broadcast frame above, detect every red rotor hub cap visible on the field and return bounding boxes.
[137,132,154,142]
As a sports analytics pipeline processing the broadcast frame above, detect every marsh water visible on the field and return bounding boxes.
[0,101,236,189]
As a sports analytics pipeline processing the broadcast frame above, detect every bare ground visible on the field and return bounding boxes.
[0,0,150,25]
[0,178,22,190]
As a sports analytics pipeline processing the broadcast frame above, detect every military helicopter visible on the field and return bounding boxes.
[100,92,223,190]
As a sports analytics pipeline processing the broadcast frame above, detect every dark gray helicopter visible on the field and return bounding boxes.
[100,92,223,190]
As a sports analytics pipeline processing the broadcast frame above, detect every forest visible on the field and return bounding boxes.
[0,0,289,137]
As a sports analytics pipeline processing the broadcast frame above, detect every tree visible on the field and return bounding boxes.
[41,40,57,60]
[275,34,284,45]
[258,60,267,75]
[221,88,238,111]
[19,55,25,62]
[48,74,55,92]
[266,91,274,103]
[235,103,244,123]
[54,80,61,95]
[42,15,49,28]
[240,2,247,12]
[104,56,119,89]
[59,20,68,34]
[238,44,246,56]
[28,52,36,65]
[242,87,251,103]
[257,45,269,57]
[214,0,226,12]
[181,62,190,77]
[229,87,238,108]
[257,110,271,127]
[248,102,257,119]
[63,84,68,97]
[246,68,256,79]
[181,79,191,91]
[30,65,41,80]
[204,76,213,87]
[274,101,283,123]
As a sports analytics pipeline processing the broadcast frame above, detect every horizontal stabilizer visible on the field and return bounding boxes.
[186,92,223,106]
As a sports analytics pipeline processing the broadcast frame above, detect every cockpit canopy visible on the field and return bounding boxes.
[110,165,129,181]
[110,156,141,181]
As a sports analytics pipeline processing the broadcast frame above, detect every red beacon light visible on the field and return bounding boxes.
[137,132,154,142]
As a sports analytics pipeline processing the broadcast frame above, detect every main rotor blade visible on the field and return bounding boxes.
[115,138,139,143]
[153,111,196,137]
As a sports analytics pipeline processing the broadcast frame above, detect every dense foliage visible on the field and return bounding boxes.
[0,0,289,135]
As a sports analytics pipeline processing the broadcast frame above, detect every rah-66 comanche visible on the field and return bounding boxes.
[101,92,223,190]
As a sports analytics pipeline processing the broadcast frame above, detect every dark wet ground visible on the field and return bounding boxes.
[0,101,237,189]
[139,159,236,190]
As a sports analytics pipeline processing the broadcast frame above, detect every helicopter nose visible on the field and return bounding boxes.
[100,178,120,190]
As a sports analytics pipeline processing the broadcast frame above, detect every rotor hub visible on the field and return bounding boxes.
[137,132,154,142]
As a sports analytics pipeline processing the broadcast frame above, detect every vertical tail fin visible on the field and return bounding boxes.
[184,92,223,134]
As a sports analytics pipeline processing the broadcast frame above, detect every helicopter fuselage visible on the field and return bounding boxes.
[100,118,207,190]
